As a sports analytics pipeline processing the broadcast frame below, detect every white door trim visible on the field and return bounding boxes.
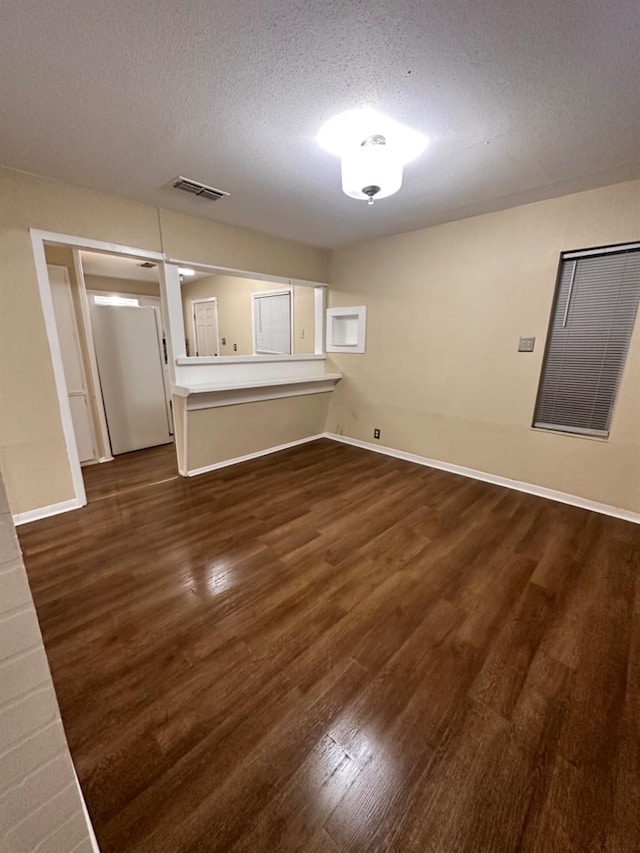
[72,250,113,462]
[47,264,98,464]
[314,286,325,355]
[31,230,164,261]
[30,229,168,511]
[31,233,87,508]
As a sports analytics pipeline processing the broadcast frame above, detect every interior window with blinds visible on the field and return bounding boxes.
[533,246,640,437]
[253,290,292,355]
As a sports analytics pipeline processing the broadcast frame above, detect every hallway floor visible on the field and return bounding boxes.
[82,442,177,502]
[19,439,640,852]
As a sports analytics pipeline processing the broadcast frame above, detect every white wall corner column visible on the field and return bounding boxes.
[159,261,185,381]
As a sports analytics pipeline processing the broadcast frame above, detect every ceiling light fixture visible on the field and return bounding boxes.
[341,135,402,205]
[178,267,196,276]
[318,108,428,205]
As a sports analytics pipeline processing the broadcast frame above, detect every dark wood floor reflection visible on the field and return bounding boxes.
[19,439,640,852]
[82,441,178,502]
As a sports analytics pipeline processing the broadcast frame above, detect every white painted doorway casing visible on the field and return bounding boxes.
[30,229,168,517]
[47,265,96,463]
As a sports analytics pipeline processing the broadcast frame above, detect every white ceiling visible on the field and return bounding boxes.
[81,251,160,282]
[2,1,639,249]
[80,251,210,282]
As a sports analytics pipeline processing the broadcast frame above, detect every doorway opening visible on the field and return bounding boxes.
[190,297,220,357]
[41,240,178,503]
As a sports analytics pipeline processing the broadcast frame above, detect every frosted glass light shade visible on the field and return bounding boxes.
[341,142,403,201]
[318,108,428,163]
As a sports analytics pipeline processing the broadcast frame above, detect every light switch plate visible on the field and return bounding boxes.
[518,336,536,353]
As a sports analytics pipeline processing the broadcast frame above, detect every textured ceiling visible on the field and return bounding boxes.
[2,1,639,248]
[81,252,160,282]
[80,251,209,282]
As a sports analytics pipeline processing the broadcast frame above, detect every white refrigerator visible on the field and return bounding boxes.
[91,304,172,455]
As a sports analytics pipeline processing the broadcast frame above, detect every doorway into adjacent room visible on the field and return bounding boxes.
[190,297,220,356]
[41,241,178,502]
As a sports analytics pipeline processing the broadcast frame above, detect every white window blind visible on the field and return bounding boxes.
[533,248,640,437]
[253,291,292,355]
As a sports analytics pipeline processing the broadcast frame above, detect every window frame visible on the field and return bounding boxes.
[532,241,640,440]
[251,287,294,356]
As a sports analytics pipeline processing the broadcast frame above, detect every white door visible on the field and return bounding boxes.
[48,265,96,463]
[192,299,219,356]
[91,305,172,454]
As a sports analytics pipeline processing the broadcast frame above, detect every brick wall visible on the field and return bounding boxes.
[0,474,96,852]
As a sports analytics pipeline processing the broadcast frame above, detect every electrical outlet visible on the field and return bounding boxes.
[373,428,381,440]
[233,343,237,351]
[221,337,226,345]
[518,336,536,353]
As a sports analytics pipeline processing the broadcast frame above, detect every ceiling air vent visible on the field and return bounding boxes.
[172,176,230,201]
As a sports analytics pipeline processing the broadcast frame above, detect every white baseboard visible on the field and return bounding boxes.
[12,498,84,526]
[81,455,114,467]
[324,433,640,525]
[186,434,326,477]
[15,434,638,526]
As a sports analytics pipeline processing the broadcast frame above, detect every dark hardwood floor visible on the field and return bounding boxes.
[82,441,178,502]
[18,439,640,852]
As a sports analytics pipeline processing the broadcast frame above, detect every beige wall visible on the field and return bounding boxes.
[0,166,327,514]
[0,470,94,852]
[186,393,330,471]
[181,275,316,356]
[158,207,326,281]
[294,286,316,355]
[44,245,77,271]
[8,160,639,516]
[328,178,640,514]
[84,274,160,298]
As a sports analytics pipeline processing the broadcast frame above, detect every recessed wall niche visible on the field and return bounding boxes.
[326,305,367,353]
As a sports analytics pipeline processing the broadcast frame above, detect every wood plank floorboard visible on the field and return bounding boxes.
[82,441,178,502]
[18,438,640,852]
